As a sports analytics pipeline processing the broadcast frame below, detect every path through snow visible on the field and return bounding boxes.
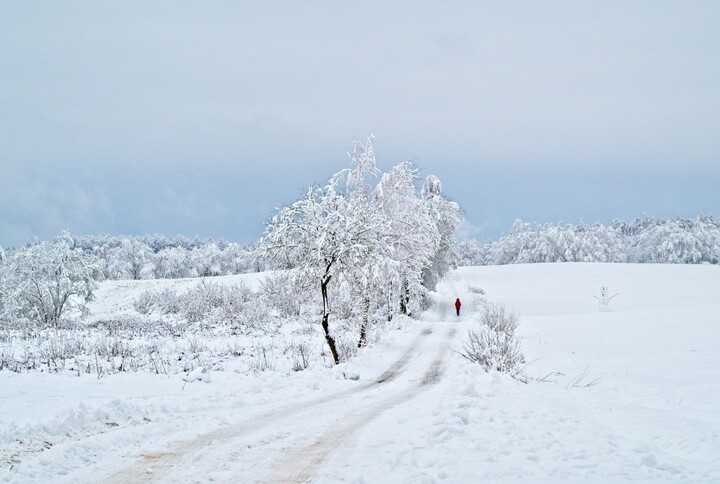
[108,324,460,482]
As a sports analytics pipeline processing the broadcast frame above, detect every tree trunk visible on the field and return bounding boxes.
[399,279,410,316]
[358,294,370,348]
[386,286,393,321]
[321,276,340,364]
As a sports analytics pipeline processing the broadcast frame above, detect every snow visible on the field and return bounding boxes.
[2,263,719,482]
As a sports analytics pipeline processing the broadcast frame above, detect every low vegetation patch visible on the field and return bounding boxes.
[460,303,525,376]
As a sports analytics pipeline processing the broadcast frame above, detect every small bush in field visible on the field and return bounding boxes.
[468,285,485,295]
[132,281,270,334]
[284,341,312,372]
[133,290,157,315]
[261,273,304,318]
[334,334,359,363]
[461,302,525,374]
[39,334,86,371]
[0,345,18,372]
[249,343,277,373]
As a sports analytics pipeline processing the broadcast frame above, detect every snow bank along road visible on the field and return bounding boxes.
[106,324,458,482]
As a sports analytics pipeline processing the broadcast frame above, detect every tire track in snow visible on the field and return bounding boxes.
[107,326,435,483]
[265,326,458,483]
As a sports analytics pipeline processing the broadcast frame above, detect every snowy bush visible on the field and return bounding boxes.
[461,303,525,374]
[93,336,133,359]
[260,272,305,318]
[0,342,19,372]
[133,289,164,315]
[133,281,270,334]
[38,334,87,372]
[180,281,226,323]
[249,343,277,373]
[284,341,313,372]
[334,334,360,363]
[183,334,208,354]
[224,299,273,335]
[468,285,486,295]
[134,288,182,316]
[0,232,102,327]
[0,275,326,377]
[87,315,183,337]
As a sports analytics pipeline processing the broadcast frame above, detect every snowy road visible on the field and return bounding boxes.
[104,324,459,482]
[266,327,456,483]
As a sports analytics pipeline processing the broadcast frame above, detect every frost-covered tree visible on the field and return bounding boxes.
[106,238,155,279]
[77,234,259,280]
[0,231,102,326]
[189,242,223,277]
[569,224,627,263]
[376,163,438,316]
[457,239,492,266]
[457,215,720,266]
[221,242,255,274]
[694,216,720,264]
[0,245,6,318]
[259,138,389,363]
[154,246,190,279]
[633,218,710,264]
[258,138,467,357]
[421,175,462,290]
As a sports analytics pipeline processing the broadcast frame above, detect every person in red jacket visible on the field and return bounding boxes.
[455,298,461,317]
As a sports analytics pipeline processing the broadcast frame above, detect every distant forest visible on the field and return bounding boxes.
[1,216,718,284]
[458,216,720,266]
[73,234,260,280]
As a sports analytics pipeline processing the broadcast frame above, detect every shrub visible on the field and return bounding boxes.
[284,341,312,372]
[261,272,304,318]
[461,302,525,374]
[132,281,272,334]
[0,232,102,327]
[249,343,277,373]
[39,334,86,372]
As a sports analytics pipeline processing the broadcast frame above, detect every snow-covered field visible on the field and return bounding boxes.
[2,263,719,482]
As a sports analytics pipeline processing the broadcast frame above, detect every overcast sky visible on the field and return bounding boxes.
[2,2,719,248]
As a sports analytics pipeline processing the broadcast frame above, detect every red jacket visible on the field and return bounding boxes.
[455,299,461,309]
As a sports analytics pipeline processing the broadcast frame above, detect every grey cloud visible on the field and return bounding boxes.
[1,2,718,246]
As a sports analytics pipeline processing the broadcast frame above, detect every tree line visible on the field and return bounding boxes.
[458,216,720,266]
[3,234,258,281]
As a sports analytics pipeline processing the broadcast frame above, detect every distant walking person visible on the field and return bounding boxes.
[455,298,462,317]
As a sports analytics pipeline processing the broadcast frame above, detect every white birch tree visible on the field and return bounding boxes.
[421,175,463,290]
[258,138,388,363]
[376,162,438,316]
